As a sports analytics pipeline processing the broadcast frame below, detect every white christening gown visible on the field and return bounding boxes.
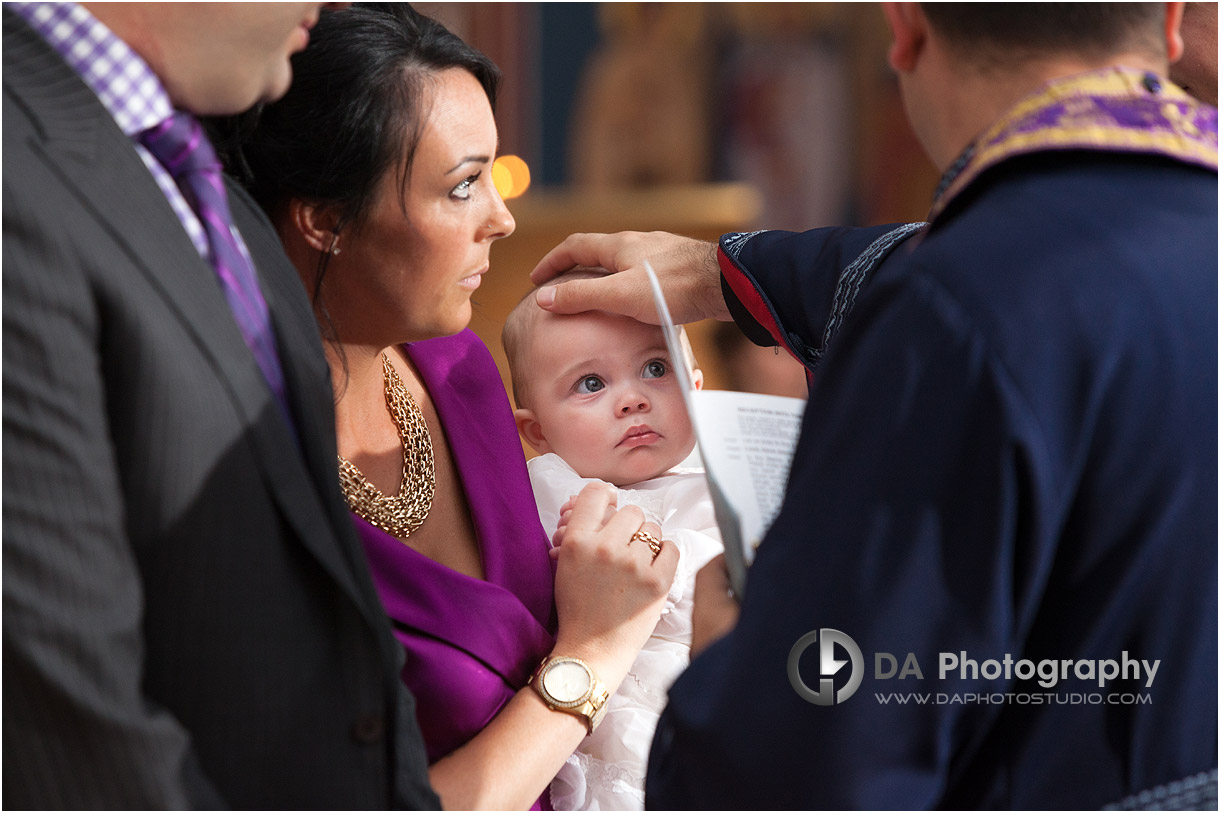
[527,453,723,810]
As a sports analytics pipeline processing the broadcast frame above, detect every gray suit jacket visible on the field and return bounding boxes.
[2,10,438,808]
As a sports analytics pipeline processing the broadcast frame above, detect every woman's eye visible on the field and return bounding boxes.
[451,171,482,200]
[575,375,605,394]
[643,360,667,379]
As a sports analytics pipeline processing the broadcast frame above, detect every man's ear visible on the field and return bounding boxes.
[514,408,551,454]
[883,2,928,74]
[289,198,342,255]
[1165,1,1185,64]
[692,368,705,391]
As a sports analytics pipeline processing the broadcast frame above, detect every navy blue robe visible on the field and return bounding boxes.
[647,71,1217,809]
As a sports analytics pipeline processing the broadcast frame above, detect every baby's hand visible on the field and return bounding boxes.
[692,554,740,656]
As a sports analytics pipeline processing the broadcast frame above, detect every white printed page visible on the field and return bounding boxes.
[643,262,805,596]
[692,390,804,560]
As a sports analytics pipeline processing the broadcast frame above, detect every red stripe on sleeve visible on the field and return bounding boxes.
[718,246,787,350]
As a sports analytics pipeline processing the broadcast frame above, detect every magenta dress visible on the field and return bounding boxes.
[353,330,557,809]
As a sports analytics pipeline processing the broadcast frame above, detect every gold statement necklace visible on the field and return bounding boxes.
[338,353,436,539]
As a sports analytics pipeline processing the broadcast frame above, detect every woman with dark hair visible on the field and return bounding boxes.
[234,5,676,809]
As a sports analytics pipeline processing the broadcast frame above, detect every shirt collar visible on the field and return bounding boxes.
[7,1,173,135]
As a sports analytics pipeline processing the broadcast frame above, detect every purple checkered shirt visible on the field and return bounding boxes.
[11,0,294,425]
[8,1,251,271]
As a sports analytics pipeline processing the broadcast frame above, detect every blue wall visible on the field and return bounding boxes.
[537,4,600,186]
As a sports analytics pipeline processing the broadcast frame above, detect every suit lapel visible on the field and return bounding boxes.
[231,187,392,610]
[4,11,387,629]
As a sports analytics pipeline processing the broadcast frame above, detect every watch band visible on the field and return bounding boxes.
[529,655,610,734]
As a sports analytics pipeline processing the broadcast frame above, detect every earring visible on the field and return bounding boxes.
[329,237,341,256]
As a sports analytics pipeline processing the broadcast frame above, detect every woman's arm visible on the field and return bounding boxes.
[428,483,678,809]
[427,677,594,809]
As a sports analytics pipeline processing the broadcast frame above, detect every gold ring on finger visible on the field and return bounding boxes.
[630,529,664,560]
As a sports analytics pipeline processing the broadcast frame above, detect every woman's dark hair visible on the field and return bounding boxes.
[221,2,499,323]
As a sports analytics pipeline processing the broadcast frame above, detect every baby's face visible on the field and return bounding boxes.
[520,310,698,486]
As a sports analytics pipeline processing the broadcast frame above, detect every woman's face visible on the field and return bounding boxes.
[331,68,515,345]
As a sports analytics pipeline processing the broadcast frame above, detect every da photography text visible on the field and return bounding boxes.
[788,628,1161,707]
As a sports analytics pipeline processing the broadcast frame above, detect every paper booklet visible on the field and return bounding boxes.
[644,263,804,599]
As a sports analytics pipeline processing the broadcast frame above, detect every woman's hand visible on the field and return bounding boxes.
[429,483,676,809]
[550,482,678,692]
[691,554,741,657]
[550,493,617,554]
[529,231,729,325]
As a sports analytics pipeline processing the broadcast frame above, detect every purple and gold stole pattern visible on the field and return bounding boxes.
[932,67,1219,221]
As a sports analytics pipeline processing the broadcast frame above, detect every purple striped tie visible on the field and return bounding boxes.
[140,112,290,415]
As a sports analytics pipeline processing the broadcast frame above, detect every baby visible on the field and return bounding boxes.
[502,271,723,810]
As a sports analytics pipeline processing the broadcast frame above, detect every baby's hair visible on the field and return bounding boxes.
[501,268,698,410]
[503,268,607,410]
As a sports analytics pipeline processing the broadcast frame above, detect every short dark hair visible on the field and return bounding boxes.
[921,3,1163,61]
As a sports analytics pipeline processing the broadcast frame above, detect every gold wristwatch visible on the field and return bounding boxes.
[529,656,609,734]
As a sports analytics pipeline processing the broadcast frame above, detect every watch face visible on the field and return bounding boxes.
[542,660,592,705]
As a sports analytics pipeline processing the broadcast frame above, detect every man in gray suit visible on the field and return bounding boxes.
[3,3,437,807]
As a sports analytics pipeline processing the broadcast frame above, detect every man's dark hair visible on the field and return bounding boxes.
[921,3,1164,60]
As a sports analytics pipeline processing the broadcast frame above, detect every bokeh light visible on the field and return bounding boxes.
[492,154,531,199]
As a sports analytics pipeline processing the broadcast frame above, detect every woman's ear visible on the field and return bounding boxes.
[289,199,342,255]
[692,368,705,391]
[514,408,551,454]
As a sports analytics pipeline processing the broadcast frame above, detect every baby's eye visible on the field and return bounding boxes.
[575,375,605,394]
[643,360,668,379]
